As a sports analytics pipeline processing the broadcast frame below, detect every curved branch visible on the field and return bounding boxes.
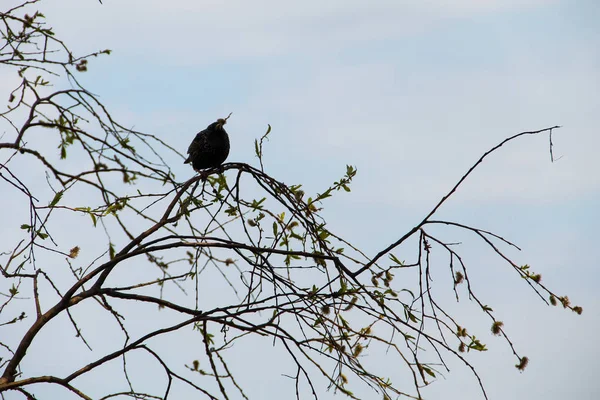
[353,126,560,276]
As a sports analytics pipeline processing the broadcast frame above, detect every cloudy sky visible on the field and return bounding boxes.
[2,0,599,399]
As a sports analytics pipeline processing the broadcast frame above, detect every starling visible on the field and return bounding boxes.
[184,114,231,171]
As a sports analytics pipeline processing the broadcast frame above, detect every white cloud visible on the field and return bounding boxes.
[32,0,562,65]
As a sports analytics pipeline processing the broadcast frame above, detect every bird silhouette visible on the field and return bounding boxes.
[184,114,231,172]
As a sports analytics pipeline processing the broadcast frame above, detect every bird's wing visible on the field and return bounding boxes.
[187,130,207,154]
[184,130,206,164]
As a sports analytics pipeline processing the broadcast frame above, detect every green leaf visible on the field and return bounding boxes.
[250,197,266,210]
[49,190,63,207]
[290,232,303,241]
[315,189,332,202]
[346,165,356,177]
[109,242,116,259]
[254,139,260,158]
[421,365,436,378]
[20,224,31,230]
[318,230,330,240]
[204,332,214,345]
[389,254,404,266]
[338,280,348,295]
[468,336,488,352]
[407,312,418,323]
[224,206,237,217]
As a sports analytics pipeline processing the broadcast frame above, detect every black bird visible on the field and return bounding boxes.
[184,114,231,171]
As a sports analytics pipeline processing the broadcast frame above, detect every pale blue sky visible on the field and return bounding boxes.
[1,0,599,399]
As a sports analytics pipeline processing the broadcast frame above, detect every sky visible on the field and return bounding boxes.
[1,0,599,399]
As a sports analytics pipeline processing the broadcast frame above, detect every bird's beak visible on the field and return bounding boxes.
[216,113,232,129]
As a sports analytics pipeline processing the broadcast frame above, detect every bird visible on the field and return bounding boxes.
[184,114,231,172]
